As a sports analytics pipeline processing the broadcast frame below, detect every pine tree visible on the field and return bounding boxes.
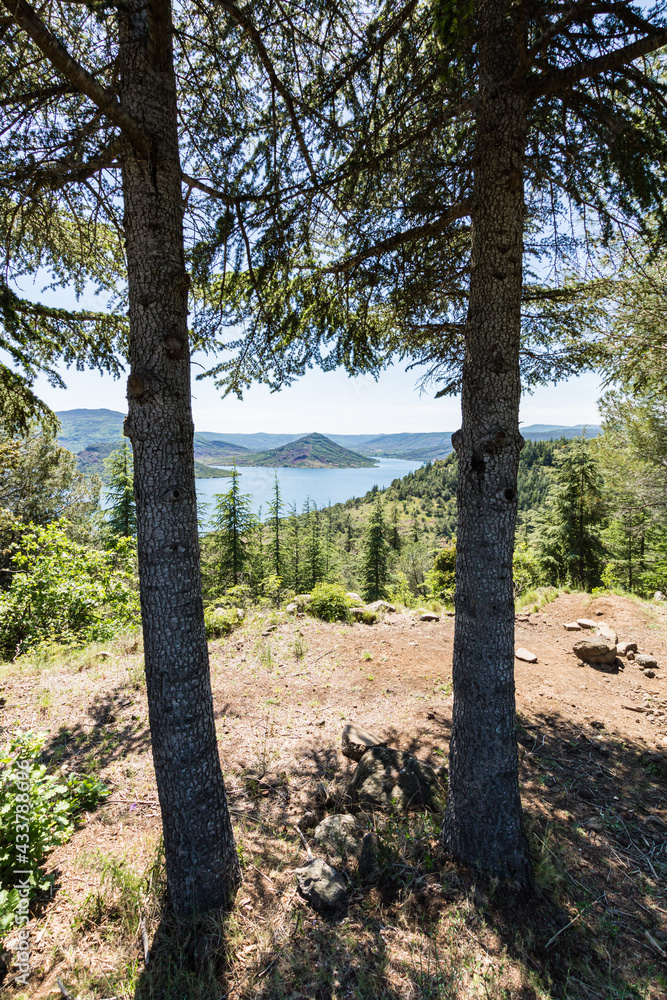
[103,443,136,539]
[287,503,302,593]
[304,498,324,589]
[266,473,283,578]
[362,497,389,601]
[538,438,606,590]
[210,464,255,588]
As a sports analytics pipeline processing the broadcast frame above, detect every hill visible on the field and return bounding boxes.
[76,440,231,480]
[235,432,377,468]
[56,408,125,452]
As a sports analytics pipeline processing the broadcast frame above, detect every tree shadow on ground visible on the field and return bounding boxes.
[131,712,667,1000]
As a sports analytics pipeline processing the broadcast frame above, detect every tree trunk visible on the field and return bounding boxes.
[442,0,532,888]
[119,0,240,913]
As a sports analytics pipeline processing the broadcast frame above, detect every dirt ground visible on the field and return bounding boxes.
[1,591,666,999]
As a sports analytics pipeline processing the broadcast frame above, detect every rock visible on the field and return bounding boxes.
[446,610,455,617]
[348,746,446,814]
[262,624,278,636]
[366,600,396,614]
[655,591,665,602]
[645,670,656,678]
[617,641,638,656]
[596,624,618,645]
[342,723,387,761]
[350,607,378,624]
[346,592,363,604]
[636,653,658,670]
[314,814,363,858]
[627,650,635,661]
[420,612,440,622]
[595,610,604,616]
[644,752,667,778]
[95,650,112,659]
[358,832,378,880]
[285,602,298,614]
[564,622,582,631]
[577,618,597,629]
[573,639,617,665]
[296,593,312,607]
[515,648,538,663]
[299,811,319,830]
[295,858,348,917]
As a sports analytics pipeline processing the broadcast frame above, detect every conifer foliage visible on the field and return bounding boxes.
[362,496,390,601]
[537,437,606,590]
[103,444,136,539]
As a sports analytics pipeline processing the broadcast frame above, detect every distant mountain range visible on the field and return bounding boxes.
[55,409,602,467]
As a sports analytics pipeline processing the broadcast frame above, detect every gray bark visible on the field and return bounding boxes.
[119,0,240,912]
[442,0,532,887]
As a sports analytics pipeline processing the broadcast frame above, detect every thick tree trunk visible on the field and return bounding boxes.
[119,0,240,913]
[442,0,532,887]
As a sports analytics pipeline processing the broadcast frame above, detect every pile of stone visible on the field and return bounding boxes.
[568,619,660,677]
[294,723,447,919]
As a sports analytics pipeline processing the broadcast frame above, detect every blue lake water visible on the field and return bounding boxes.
[195,458,424,518]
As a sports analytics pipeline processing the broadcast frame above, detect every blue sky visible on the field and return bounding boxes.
[32,359,603,434]
[18,270,604,434]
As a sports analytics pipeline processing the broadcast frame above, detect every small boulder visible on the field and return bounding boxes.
[366,600,396,614]
[299,810,319,830]
[285,602,298,614]
[358,831,378,880]
[564,622,582,631]
[342,723,387,761]
[346,592,363,604]
[617,641,638,656]
[350,607,378,624]
[420,612,440,622]
[655,591,665,602]
[577,618,597,629]
[573,639,617,665]
[314,814,363,858]
[596,624,618,645]
[295,858,348,917]
[348,746,446,814]
[515,648,538,663]
[636,653,658,670]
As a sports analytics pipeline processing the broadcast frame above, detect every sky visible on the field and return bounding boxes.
[19,271,604,434]
[32,359,603,435]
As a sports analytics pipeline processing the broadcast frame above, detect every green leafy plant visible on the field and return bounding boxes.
[0,522,140,658]
[308,582,351,622]
[0,731,109,936]
[203,605,244,639]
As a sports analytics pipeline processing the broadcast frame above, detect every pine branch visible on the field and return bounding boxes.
[214,0,317,180]
[316,200,471,275]
[529,28,667,99]
[0,0,150,154]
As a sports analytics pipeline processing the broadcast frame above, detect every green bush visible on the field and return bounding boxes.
[0,522,140,659]
[308,582,351,622]
[513,542,544,597]
[204,605,244,639]
[427,538,456,603]
[0,731,108,936]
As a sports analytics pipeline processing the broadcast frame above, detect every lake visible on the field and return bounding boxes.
[195,458,424,518]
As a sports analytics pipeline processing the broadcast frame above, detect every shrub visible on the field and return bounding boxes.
[0,731,108,936]
[513,542,544,597]
[308,582,351,622]
[427,539,456,603]
[204,605,244,639]
[0,522,140,659]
